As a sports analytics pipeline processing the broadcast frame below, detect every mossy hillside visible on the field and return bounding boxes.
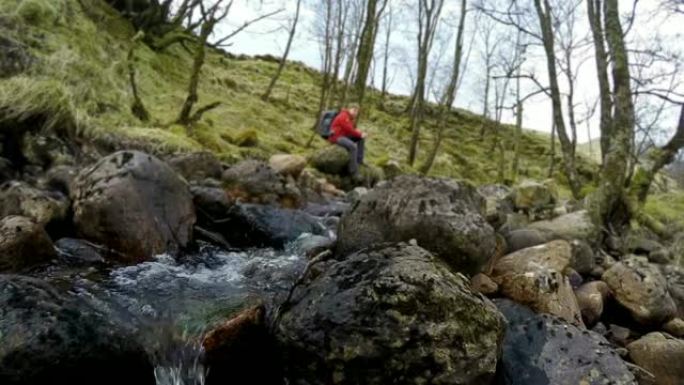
[3,0,595,187]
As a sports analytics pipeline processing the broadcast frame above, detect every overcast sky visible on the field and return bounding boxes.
[216,0,683,144]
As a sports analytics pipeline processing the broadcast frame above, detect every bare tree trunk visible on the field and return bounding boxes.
[353,0,386,108]
[380,5,393,104]
[408,0,445,166]
[512,81,523,181]
[176,18,214,127]
[262,0,302,101]
[307,0,335,148]
[420,0,467,175]
[548,121,556,177]
[587,0,613,163]
[127,32,149,122]
[533,0,581,198]
[329,2,348,104]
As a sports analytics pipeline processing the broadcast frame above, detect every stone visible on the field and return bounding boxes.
[608,324,634,347]
[216,203,327,249]
[492,241,583,325]
[72,150,196,263]
[221,160,302,207]
[268,154,307,178]
[0,181,69,226]
[191,184,233,226]
[660,264,684,319]
[504,228,548,254]
[381,159,402,179]
[336,175,496,275]
[570,239,596,275]
[663,318,684,338]
[0,216,56,272]
[40,165,78,196]
[276,244,506,385]
[495,298,637,385]
[628,332,684,385]
[0,275,153,385]
[54,238,106,266]
[512,179,557,213]
[478,184,514,229]
[602,256,676,325]
[167,151,222,181]
[528,210,596,242]
[471,273,499,295]
[575,281,611,326]
[310,145,350,175]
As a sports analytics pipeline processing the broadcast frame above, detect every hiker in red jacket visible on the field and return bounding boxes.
[329,105,366,176]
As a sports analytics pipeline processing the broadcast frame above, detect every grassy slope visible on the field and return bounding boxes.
[1,0,599,188]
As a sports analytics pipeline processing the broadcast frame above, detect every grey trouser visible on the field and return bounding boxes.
[335,137,365,175]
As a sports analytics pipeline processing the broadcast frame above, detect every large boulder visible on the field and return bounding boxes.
[627,332,684,385]
[528,210,596,242]
[0,275,153,385]
[602,256,676,325]
[495,299,637,385]
[72,150,196,263]
[268,154,307,178]
[167,151,223,182]
[0,181,69,226]
[310,145,350,175]
[0,216,56,272]
[216,203,327,249]
[276,244,505,385]
[221,160,302,207]
[336,175,496,275]
[491,241,583,325]
[512,180,557,214]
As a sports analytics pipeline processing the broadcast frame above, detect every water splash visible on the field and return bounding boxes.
[149,326,208,385]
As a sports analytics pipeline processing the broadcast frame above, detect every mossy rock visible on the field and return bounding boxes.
[233,129,259,147]
[310,145,349,175]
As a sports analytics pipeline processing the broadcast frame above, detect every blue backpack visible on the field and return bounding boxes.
[317,110,338,139]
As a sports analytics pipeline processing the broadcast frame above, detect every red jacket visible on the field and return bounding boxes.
[329,109,363,143]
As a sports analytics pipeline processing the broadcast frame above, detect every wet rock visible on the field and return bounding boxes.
[0,216,56,272]
[471,273,499,295]
[289,233,334,258]
[504,228,548,254]
[72,150,196,263]
[528,210,596,243]
[302,200,349,218]
[0,181,69,226]
[627,332,684,385]
[565,267,583,289]
[575,281,611,326]
[495,298,637,385]
[663,318,684,338]
[602,256,676,325]
[167,151,222,181]
[203,305,281,385]
[512,180,557,214]
[191,185,233,225]
[268,154,307,178]
[221,160,302,207]
[218,203,326,249]
[276,243,505,385]
[54,238,106,266]
[0,275,153,385]
[336,175,496,275]
[345,186,368,202]
[492,241,583,325]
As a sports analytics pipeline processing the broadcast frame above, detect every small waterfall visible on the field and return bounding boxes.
[149,327,208,385]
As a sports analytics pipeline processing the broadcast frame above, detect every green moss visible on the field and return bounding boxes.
[233,129,259,147]
[644,192,684,231]
[15,0,58,25]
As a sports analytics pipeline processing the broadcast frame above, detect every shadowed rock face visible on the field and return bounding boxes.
[276,243,505,385]
[494,299,637,385]
[0,215,56,272]
[72,150,196,263]
[0,275,154,385]
[627,332,684,385]
[336,175,496,275]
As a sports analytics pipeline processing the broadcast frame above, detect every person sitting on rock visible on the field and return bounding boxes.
[329,104,366,177]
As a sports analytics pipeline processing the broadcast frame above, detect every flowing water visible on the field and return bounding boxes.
[44,235,322,385]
